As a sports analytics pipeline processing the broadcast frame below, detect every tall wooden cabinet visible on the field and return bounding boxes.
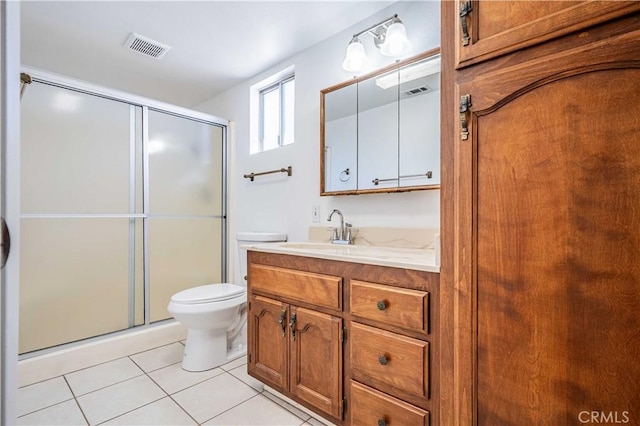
[441,2,640,425]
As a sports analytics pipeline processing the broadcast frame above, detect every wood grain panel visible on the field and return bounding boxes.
[350,381,429,426]
[290,306,343,419]
[474,68,640,424]
[247,295,288,390]
[456,0,640,67]
[250,263,342,310]
[350,322,429,399]
[350,280,429,333]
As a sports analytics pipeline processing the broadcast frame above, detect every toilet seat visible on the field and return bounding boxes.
[170,283,245,305]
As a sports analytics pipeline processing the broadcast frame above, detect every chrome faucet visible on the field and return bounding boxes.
[327,209,355,245]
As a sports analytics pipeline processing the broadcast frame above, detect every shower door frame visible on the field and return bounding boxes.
[1,1,21,423]
[19,66,229,356]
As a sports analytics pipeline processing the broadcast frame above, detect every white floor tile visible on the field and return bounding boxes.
[77,375,166,425]
[228,364,264,392]
[305,415,337,426]
[149,362,224,395]
[65,357,144,396]
[262,391,311,423]
[18,377,74,417]
[204,394,306,425]
[220,355,246,371]
[172,372,257,424]
[130,342,184,372]
[102,397,196,425]
[17,399,86,426]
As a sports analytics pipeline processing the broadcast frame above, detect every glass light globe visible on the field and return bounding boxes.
[380,20,411,57]
[342,38,367,73]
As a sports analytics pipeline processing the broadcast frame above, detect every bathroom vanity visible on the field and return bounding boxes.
[246,243,439,425]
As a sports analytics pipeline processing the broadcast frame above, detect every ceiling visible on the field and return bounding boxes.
[21,1,395,107]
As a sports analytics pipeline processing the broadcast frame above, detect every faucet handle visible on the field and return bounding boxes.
[331,227,339,241]
[347,226,359,244]
[344,223,354,243]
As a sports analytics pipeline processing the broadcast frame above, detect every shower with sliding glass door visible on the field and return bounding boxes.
[19,75,227,355]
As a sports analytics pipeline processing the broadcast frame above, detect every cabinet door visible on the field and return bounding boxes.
[456,0,640,67]
[247,295,288,390]
[290,306,343,419]
[454,24,640,424]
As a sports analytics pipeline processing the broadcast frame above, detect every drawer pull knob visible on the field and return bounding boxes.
[377,419,387,426]
[376,300,387,311]
[378,355,388,365]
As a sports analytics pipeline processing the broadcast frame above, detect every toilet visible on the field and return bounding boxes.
[167,231,287,371]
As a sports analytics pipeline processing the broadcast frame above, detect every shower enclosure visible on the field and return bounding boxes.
[19,72,227,355]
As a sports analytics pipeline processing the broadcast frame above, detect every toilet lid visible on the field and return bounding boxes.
[171,283,245,304]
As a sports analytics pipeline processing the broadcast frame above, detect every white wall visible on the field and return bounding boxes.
[196,2,440,258]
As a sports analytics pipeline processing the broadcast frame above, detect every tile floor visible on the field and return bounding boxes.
[17,341,333,426]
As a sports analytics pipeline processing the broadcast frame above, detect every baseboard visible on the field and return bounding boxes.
[18,321,187,387]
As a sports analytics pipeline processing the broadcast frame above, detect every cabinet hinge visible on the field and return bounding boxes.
[460,94,472,141]
[459,0,473,46]
[341,327,347,343]
[342,398,347,417]
[247,353,252,364]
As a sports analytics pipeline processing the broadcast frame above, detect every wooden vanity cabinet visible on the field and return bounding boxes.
[247,250,439,425]
[442,2,640,424]
[247,261,343,421]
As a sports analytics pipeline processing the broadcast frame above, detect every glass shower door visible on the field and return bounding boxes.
[146,109,224,322]
[20,82,144,353]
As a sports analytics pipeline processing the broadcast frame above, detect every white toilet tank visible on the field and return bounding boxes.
[235,232,287,285]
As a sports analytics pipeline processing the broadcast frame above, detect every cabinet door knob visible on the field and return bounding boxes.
[376,300,386,311]
[378,355,388,365]
[377,418,387,426]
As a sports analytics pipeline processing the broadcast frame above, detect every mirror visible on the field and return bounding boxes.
[321,49,440,195]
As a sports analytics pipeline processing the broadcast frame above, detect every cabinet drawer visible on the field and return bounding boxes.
[350,322,429,399]
[350,280,429,333]
[250,264,342,310]
[350,381,429,426]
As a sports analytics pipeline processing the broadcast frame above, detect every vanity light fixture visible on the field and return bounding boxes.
[342,14,411,73]
[375,54,441,90]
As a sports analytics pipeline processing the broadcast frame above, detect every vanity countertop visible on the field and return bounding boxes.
[245,241,440,273]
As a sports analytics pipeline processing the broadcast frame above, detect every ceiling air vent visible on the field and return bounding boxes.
[125,33,171,59]
[403,85,431,96]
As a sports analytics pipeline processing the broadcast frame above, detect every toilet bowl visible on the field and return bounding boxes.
[167,232,286,372]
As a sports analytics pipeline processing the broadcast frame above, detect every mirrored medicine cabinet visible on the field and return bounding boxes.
[321,48,441,196]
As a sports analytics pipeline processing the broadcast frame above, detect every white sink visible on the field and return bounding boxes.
[277,242,337,250]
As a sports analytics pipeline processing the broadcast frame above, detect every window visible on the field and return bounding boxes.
[257,75,295,153]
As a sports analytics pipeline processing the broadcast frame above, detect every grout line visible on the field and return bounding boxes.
[90,366,171,425]
[61,375,91,426]
[199,392,262,425]
[143,364,200,425]
[15,397,76,420]
[71,372,147,398]
[16,376,76,418]
[94,394,167,426]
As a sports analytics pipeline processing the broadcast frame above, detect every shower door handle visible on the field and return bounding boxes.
[1,218,10,269]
